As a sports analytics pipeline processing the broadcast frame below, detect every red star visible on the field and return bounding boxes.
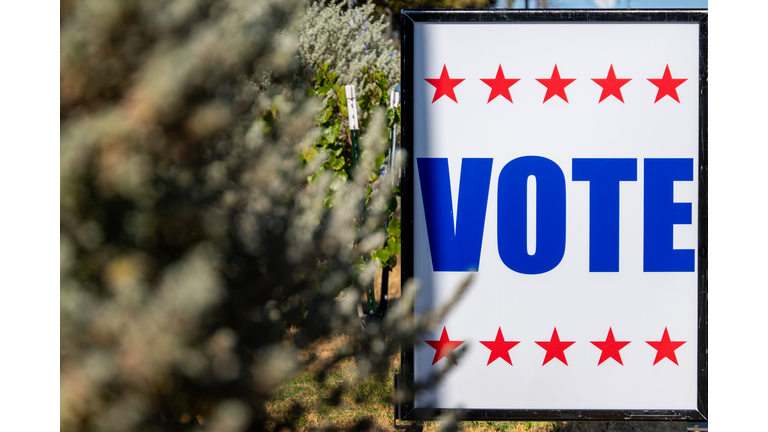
[425,65,465,104]
[535,327,575,366]
[424,327,465,365]
[480,65,520,103]
[480,327,520,366]
[646,327,686,366]
[591,328,631,366]
[648,65,687,103]
[592,64,632,103]
[536,64,576,103]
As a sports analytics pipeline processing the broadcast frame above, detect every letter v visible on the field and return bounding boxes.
[417,158,493,271]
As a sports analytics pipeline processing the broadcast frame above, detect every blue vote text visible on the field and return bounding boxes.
[417,157,695,274]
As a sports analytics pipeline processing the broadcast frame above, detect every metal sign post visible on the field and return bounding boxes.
[397,9,707,423]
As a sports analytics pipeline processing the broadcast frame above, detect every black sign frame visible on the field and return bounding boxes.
[397,9,707,422]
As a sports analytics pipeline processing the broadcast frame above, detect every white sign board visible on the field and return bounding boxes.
[398,10,707,422]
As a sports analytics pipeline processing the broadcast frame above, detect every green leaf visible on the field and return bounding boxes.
[376,247,390,265]
[302,146,318,164]
[387,236,401,256]
[387,255,398,268]
[358,95,370,113]
[332,169,348,183]
[316,105,333,124]
[324,154,335,167]
[317,82,332,95]
[330,155,345,171]
[330,170,347,191]
[367,171,378,182]
[323,194,334,210]
[386,195,398,213]
[387,219,401,238]
[354,256,367,274]
[323,122,341,143]
[308,166,325,185]
[359,113,370,130]
[375,153,387,170]
[338,85,347,107]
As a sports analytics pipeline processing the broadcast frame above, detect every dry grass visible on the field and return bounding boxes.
[266,332,397,431]
[266,332,687,432]
[267,257,685,432]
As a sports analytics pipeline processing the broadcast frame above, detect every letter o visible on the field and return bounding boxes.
[497,156,566,274]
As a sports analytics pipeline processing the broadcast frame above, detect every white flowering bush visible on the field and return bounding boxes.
[299,1,400,91]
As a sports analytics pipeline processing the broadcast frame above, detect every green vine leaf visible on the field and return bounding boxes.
[330,155,345,171]
[308,166,325,185]
[308,62,404,276]
[376,247,390,263]
[323,122,341,144]
[302,146,318,164]
[332,170,348,183]
[323,194,334,210]
[338,86,348,116]
[317,81,332,95]
[387,236,401,256]
[386,195,398,213]
[316,105,333,124]
[387,220,400,238]
[374,153,387,170]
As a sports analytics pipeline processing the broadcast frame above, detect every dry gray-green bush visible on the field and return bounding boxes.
[61,0,411,431]
[299,0,400,91]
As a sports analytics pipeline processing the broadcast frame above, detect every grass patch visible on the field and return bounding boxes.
[265,333,395,431]
[266,335,689,432]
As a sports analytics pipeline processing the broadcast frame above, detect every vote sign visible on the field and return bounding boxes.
[398,10,707,422]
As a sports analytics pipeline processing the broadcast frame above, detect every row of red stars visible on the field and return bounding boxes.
[425,326,686,367]
[425,64,687,104]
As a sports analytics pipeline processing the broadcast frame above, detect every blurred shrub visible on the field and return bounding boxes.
[60,0,410,431]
